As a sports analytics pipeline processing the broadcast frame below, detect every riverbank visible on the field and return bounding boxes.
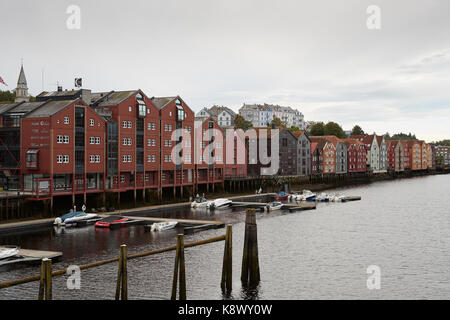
[0,169,447,226]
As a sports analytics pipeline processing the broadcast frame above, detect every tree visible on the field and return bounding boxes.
[309,121,325,136]
[351,125,364,136]
[0,90,15,103]
[324,122,347,139]
[234,114,253,130]
[270,117,285,128]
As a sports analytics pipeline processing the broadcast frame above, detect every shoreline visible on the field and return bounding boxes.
[0,170,448,235]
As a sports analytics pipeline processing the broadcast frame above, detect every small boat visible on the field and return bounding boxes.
[299,190,316,202]
[191,196,208,208]
[150,221,178,231]
[315,192,330,202]
[266,201,283,211]
[329,194,344,202]
[95,215,130,229]
[275,191,289,201]
[0,246,20,260]
[54,211,98,226]
[207,198,232,209]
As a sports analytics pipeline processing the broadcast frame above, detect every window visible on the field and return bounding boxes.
[164,124,172,131]
[26,149,39,168]
[63,155,69,163]
[95,137,100,144]
[57,155,63,163]
[147,154,156,162]
[185,126,192,133]
[164,155,172,162]
[63,135,69,144]
[90,119,94,126]
[95,155,100,163]
[121,175,125,183]
[184,154,191,163]
[90,155,95,163]
[123,155,127,162]
[122,138,127,145]
[64,117,69,124]
[127,155,132,162]
[127,138,132,145]
[127,121,132,128]
[57,135,63,144]
[129,106,132,112]
[165,140,172,147]
[122,121,127,128]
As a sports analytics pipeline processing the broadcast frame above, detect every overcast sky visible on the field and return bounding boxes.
[1,0,449,141]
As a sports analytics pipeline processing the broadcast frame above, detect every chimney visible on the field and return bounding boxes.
[57,86,63,92]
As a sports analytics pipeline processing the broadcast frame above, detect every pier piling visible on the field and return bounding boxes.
[115,244,128,300]
[221,224,233,293]
[241,209,260,287]
[171,234,187,300]
[38,258,52,300]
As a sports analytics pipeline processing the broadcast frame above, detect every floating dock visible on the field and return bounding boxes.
[231,201,316,212]
[0,249,62,271]
[340,196,362,202]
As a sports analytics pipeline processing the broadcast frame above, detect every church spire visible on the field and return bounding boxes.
[15,62,29,103]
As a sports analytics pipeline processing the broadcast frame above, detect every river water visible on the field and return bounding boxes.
[1,174,450,300]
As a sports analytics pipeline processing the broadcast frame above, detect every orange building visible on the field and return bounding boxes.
[310,137,335,173]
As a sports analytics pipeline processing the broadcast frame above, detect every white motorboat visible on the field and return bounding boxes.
[329,194,344,202]
[0,245,19,260]
[150,221,178,231]
[315,192,330,202]
[207,198,232,209]
[266,201,283,212]
[191,196,208,208]
[299,190,316,202]
[54,211,98,226]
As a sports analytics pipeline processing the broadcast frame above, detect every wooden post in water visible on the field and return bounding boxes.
[115,244,128,300]
[241,208,260,287]
[171,234,186,300]
[221,224,233,293]
[38,258,52,300]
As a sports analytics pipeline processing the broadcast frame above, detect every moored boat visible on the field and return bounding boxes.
[54,211,98,226]
[0,246,19,260]
[95,215,130,228]
[150,221,178,231]
[266,201,283,212]
[275,191,289,201]
[191,196,208,208]
[207,198,232,209]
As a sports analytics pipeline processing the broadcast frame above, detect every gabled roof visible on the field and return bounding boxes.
[207,106,236,117]
[24,99,81,118]
[342,138,364,149]
[309,136,336,150]
[150,96,178,110]
[311,142,318,153]
[2,101,47,115]
[93,90,138,107]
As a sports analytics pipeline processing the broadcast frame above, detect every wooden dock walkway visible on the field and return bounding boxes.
[121,215,224,226]
[0,249,62,270]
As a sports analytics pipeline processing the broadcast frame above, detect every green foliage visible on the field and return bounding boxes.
[289,126,300,131]
[270,117,285,128]
[309,121,325,136]
[234,114,253,130]
[324,122,347,139]
[0,90,15,103]
[351,125,365,136]
[387,132,417,140]
[432,139,450,146]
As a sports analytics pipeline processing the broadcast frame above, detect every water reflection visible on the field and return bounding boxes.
[1,175,450,300]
